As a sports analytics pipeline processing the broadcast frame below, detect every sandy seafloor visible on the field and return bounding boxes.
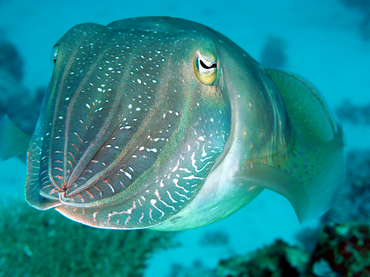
[0,0,369,276]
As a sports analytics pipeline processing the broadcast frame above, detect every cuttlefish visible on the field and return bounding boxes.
[0,17,345,231]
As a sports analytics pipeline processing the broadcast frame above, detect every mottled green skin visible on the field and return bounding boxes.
[25,17,344,231]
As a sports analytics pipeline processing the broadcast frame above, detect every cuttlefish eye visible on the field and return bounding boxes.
[194,50,218,85]
[51,44,60,66]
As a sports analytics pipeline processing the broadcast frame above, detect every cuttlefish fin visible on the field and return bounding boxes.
[247,69,345,222]
[0,115,31,161]
[267,69,339,142]
[236,163,309,220]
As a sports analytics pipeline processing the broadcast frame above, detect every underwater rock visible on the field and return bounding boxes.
[308,222,370,276]
[360,16,370,40]
[0,198,175,277]
[216,240,310,277]
[337,0,370,40]
[260,36,287,68]
[296,227,321,253]
[336,100,370,125]
[199,230,230,247]
[0,37,43,136]
[0,69,43,135]
[321,150,370,224]
[168,261,212,277]
[0,40,23,81]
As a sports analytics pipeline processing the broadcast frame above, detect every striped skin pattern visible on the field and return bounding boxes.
[25,17,344,231]
[26,18,231,229]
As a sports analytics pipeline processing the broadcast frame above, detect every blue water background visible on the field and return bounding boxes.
[0,0,369,275]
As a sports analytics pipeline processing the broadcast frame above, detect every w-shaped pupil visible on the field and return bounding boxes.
[200,59,217,69]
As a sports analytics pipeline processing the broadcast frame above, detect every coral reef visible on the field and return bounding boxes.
[168,223,370,277]
[216,240,309,277]
[0,198,175,277]
[308,223,370,276]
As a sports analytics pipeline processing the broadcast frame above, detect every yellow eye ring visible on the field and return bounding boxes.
[194,50,218,85]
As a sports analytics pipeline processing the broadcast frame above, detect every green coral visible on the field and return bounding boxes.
[217,240,310,277]
[308,223,370,276]
[0,198,176,277]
